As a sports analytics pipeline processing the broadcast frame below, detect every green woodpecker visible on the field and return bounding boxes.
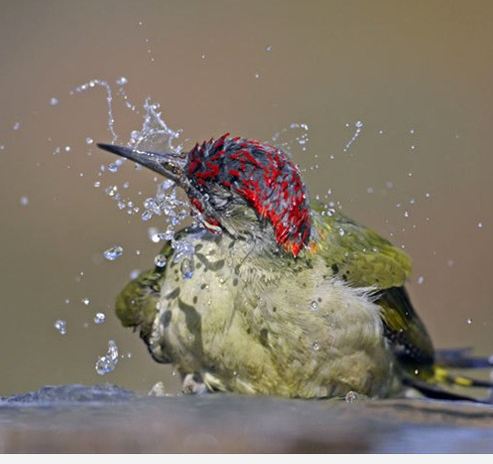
[98,134,490,400]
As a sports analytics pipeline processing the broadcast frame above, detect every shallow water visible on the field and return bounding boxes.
[1,385,493,452]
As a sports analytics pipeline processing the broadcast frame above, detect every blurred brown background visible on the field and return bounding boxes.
[0,0,492,396]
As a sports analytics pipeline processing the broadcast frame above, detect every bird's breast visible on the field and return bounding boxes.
[149,231,397,398]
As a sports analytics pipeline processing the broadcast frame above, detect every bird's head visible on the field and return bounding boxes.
[98,133,312,256]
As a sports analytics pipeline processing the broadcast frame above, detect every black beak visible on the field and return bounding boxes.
[97,143,187,184]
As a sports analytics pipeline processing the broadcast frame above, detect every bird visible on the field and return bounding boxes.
[98,134,492,401]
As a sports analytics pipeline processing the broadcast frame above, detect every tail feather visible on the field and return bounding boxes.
[432,366,493,389]
[435,348,493,369]
[402,376,485,403]
[403,346,493,403]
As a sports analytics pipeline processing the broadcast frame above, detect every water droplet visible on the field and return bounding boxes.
[312,341,321,352]
[309,301,319,311]
[417,276,424,285]
[103,245,123,261]
[54,320,67,335]
[478,222,483,229]
[95,340,119,375]
[148,381,167,397]
[345,391,358,403]
[108,163,119,173]
[410,129,415,134]
[181,258,194,279]
[105,185,118,197]
[467,318,472,325]
[49,97,59,106]
[141,210,153,222]
[148,227,161,243]
[85,137,94,145]
[254,73,260,79]
[154,254,167,268]
[116,76,128,86]
[160,179,175,191]
[94,312,106,324]
[64,146,71,152]
[19,196,29,206]
[81,297,90,306]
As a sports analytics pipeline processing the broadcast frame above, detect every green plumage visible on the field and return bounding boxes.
[115,206,435,398]
[313,207,435,370]
[97,138,490,402]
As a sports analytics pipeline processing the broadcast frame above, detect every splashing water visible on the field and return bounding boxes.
[272,122,310,155]
[95,340,119,375]
[103,245,123,261]
[54,320,67,335]
[72,79,117,143]
[74,77,190,245]
[154,254,167,268]
[343,120,364,152]
[94,312,106,325]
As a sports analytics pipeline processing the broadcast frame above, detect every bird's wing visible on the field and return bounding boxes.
[115,240,174,345]
[313,206,435,368]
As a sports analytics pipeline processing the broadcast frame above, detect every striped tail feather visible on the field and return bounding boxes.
[404,354,493,403]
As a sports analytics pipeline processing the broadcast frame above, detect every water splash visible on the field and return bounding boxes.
[94,313,106,325]
[103,245,123,261]
[72,79,117,143]
[128,98,182,153]
[95,340,119,375]
[272,122,310,155]
[343,120,364,152]
[180,258,194,280]
[345,391,359,403]
[309,301,319,311]
[54,320,67,335]
[154,254,167,268]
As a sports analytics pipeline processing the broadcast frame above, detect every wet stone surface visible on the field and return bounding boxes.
[1,385,493,452]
